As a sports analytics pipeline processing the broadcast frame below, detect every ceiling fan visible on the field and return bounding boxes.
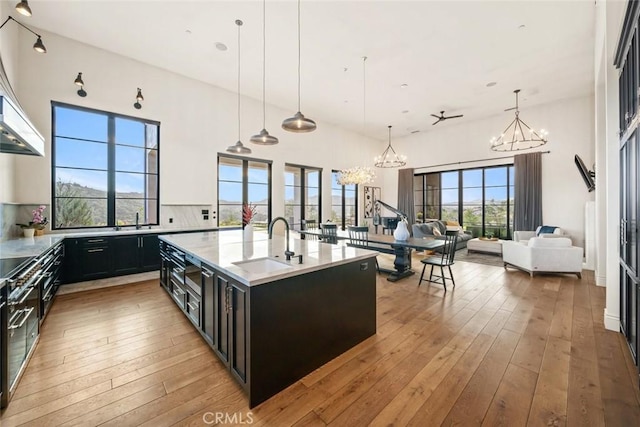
[431,110,464,125]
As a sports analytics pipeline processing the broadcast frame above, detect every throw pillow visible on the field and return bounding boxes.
[433,227,442,236]
[446,220,461,227]
[538,225,558,235]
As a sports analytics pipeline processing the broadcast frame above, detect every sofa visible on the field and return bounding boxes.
[514,226,570,243]
[412,220,473,251]
[502,237,583,278]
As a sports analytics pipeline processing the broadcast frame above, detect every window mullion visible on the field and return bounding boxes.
[107,115,116,227]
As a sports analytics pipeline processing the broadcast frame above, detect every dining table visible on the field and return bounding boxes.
[297,228,444,282]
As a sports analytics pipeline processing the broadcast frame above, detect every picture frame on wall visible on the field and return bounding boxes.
[364,186,381,218]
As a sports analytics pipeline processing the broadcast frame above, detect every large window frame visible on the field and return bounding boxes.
[217,153,272,229]
[51,101,160,230]
[284,163,322,230]
[415,164,514,239]
[331,170,358,230]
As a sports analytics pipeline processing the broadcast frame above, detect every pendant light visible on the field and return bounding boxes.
[374,126,406,168]
[250,0,278,145]
[281,0,316,133]
[227,19,251,155]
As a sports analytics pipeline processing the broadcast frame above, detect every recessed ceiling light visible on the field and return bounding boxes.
[344,100,349,103]
[215,42,228,51]
[344,67,348,72]
[411,130,420,134]
[400,84,408,88]
[486,81,497,87]
[402,110,409,114]
[185,29,192,34]
[518,24,526,29]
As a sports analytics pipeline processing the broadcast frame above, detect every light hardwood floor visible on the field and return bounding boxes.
[1,257,640,426]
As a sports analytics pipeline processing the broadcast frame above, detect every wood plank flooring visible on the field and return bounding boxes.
[1,257,639,426]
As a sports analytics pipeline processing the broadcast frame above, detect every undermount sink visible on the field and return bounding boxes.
[233,257,294,274]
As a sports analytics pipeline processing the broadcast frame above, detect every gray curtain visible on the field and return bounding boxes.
[397,168,415,234]
[514,152,543,231]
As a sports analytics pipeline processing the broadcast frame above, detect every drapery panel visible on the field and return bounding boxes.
[514,152,542,231]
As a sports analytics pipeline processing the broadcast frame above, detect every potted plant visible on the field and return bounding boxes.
[17,205,48,237]
[242,203,257,241]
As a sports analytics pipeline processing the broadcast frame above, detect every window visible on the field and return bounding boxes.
[415,165,514,239]
[285,164,322,230]
[331,171,358,230]
[52,102,159,229]
[218,154,272,228]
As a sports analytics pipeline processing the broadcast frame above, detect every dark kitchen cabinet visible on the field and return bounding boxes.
[113,236,140,275]
[63,233,160,284]
[201,264,215,345]
[40,242,64,323]
[64,237,111,282]
[214,271,247,384]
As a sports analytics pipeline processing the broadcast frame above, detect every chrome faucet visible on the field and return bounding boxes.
[135,212,141,230]
[268,216,295,261]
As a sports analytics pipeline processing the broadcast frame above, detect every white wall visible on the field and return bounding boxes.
[10,28,383,223]
[0,0,20,203]
[381,95,595,249]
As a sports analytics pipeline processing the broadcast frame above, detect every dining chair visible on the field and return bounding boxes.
[301,219,318,240]
[320,223,338,244]
[347,225,379,273]
[418,230,458,291]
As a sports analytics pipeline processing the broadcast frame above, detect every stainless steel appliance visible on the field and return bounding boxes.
[1,255,41,407]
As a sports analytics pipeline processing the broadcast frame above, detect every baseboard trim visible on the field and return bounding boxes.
[58,271,159,295]
[604,308,620,332]
[595,274,606,287]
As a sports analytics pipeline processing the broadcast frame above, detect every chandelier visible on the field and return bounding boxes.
[337,166,376,186]
[490,89,548,152]
[374,125,406,168]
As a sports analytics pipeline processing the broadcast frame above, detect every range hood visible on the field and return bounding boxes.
[0,54,44,156]
[0,94,44,156]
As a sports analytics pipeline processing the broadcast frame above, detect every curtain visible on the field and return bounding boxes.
[397,168,415,234]
[514,152,543,231]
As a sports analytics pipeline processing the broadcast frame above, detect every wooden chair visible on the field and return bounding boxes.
[418,230,458,291]
[347,225,379,272]
[301,219,318,240]
[320,223,338,244]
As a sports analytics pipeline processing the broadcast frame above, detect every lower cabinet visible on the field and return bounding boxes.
[63,233,160,284]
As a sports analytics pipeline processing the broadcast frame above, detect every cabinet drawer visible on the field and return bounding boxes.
[170,278,186,310]
[81,237,109,246]
[186,291,201,327]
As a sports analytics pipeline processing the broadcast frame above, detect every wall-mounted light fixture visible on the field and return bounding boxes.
[15,1,32,17]
[74,72,86,97]
[134,88,144,109]
[0,16,46,53]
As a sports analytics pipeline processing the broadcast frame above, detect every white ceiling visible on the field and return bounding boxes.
[23,0,596,141]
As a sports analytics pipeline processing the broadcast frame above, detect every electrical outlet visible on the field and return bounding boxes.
[169,218,173,223]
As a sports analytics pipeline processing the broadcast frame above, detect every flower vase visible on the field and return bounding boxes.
[243,224,254,241]
[35,229,44,237]
[23,228,35,238]
[393,221,410,241]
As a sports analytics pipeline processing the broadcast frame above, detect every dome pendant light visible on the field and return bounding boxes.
[15,1,32,17]
[282,0,316,133]
[227,20,252,155]
[250,0,278,145]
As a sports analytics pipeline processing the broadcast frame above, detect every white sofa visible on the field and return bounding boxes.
[513,226,570,243]
[502,237,583,278]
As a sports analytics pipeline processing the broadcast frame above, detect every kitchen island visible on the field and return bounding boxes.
[159,230,378,408]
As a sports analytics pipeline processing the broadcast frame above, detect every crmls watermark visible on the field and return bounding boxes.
[202,411,254,425]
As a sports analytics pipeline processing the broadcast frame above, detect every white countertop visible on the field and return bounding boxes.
[160,230,378,287]
[0,226,216,259]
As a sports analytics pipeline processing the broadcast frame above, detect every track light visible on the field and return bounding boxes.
[134,88,144,109]
[74,72,86,97]
[0,16,46,54]
[15,1,32,17]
